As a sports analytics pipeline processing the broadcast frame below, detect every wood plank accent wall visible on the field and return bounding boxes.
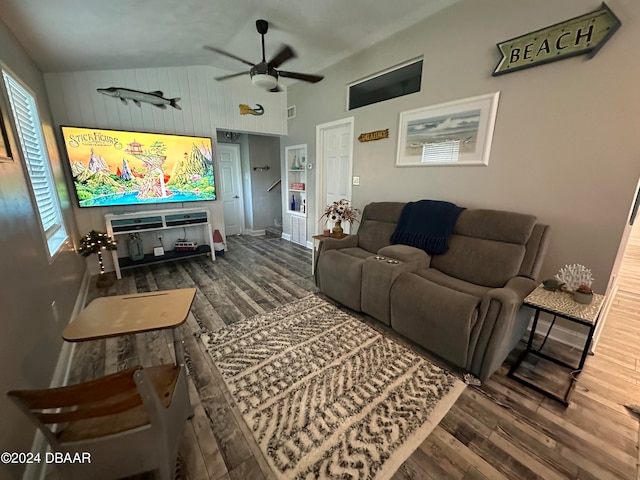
[43,66,287,273]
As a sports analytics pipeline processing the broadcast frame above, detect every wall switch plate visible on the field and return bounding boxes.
[353,176,360,186]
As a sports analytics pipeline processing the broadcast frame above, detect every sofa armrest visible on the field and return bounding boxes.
[377,244,431,265]
[314,235,360,285]
[466,276,537,381]
[318,235,359,253]
[497,276,537,302]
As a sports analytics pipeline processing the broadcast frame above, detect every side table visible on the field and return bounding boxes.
[508,285,605,406]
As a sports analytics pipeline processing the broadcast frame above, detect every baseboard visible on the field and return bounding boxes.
[527,316,586,349]
[246,229,266,236]
[591,282,618,354]
[23,267,90,480]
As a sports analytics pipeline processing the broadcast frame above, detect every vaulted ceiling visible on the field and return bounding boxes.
[0,0,458,78]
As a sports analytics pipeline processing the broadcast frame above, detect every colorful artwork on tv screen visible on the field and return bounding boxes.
[60,127,216,208]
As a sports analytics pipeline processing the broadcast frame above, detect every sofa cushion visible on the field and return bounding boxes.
[338,247,375,260]
[390,200,464,255]
[519,224,550,279]
[377,244,430,263]
[390,273,480,368]
[357,221,397,254]
[454,209,536,245]
[356,202,405,253]
[430,235,525,288]
[414,268,491,298]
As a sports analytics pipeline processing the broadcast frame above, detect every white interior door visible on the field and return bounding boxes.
[316,118,354,233]
[218,143,244,236]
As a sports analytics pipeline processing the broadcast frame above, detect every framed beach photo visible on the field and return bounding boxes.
[395,92,500,167]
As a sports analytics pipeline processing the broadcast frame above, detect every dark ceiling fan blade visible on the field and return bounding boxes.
[215,71,250,81]
[277,70,324,83]
[268,45,296,69]
[203,46,255,67]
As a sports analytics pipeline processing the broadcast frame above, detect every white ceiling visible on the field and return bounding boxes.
[0,0,457,78]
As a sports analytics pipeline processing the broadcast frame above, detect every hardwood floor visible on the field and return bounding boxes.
[68,234,640,480]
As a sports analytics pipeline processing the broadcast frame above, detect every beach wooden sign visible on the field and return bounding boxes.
[358,129,389,143]
[492,3,621,76]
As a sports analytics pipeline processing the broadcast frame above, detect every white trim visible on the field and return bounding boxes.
[287,210,307,217]
[306,240,313,250]
[281,232,291,241]
[217,143,246,235]
[246,229,266,236]
[315,117,355,236]
[527,317,586,350]
[23,267,90,480]
[591,176,640,354]
[347,56,424,88]
[1,64,69,263]
[591,282,618,353]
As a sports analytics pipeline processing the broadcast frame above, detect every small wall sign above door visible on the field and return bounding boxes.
[492,3,621,76]
[358,129,389,142]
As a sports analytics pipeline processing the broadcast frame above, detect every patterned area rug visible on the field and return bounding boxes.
[198,295,465,480]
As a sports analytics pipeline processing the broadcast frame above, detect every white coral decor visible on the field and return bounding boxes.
[554,264,594,292]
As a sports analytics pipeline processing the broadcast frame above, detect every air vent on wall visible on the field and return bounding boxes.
[287,105,296,119]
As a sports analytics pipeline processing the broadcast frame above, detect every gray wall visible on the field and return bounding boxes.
[285,0,640,293]
[217,132,282,233]
[240,133,253,230]
[0,17,85,478]
[247,135,282,231]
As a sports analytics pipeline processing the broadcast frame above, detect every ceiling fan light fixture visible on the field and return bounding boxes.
[206,19,320,91]
[251,73,278,90]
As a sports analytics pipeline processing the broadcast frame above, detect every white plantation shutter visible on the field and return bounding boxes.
[2,70,67,256]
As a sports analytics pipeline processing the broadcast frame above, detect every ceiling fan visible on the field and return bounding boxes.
[204,19,324,92]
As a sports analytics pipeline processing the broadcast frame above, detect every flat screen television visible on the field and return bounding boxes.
[60,126,216,208]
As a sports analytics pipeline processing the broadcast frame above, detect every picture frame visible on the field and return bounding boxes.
[0,102,13,162]
[395,92,500,167]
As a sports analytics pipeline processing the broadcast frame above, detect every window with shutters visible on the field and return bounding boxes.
[2,69,68,259]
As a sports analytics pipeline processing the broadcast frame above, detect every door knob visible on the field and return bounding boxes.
[233,195,240,199]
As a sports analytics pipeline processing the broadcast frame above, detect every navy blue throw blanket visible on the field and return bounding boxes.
[391,200,465,255]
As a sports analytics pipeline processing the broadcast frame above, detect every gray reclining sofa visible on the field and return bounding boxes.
[315,201,550,382]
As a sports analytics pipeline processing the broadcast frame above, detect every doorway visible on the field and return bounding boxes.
[592,177,640,352]
[218,143,244,236]
[315,117,355,234]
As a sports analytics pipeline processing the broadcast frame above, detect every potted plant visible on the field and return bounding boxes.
[573,284,593,305]
[320,199,360,238]
[78,230,118,287]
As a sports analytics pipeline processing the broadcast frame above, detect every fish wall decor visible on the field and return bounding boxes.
[97,87,181,110]
[239,104,264,116]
